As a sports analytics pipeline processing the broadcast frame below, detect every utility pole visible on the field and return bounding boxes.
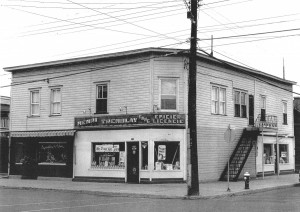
[187,0,199,196]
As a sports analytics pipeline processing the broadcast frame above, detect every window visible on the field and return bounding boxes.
[263,144,274,164]
[96,84,108,114]
[154,142,180,170]
[211,86,226,115]
[234,91,247,118]
[160,78,177,111]
[279,144,289,163]
[282,101,287,125]
[91,142,125,169]
[38,142,67,165]
[260,96,266,121]
[30,90,40,116]
[141,141,148,170]
[50,88,61,115]
[14,142,25,164]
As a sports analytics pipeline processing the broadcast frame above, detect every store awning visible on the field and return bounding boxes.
[10,130,76,138]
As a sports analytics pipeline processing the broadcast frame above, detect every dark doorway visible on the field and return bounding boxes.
[127,142,139,183]
[249,95,254,125]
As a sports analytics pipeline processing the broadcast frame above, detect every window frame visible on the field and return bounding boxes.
[234,90,247,118]
[30,89,40,116]
[260,95,266,121]
[96,83,109,114]
[282,101,288,125]
[159,78,178,112]
[50,87,62,116]
[211,85,226,115]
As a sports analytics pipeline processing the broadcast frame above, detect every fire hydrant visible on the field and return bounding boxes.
[244,172,250,189]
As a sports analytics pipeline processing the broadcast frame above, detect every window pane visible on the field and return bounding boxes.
[92,143,125,169]
[279,144,288,163]
[241,105,247,118]
[154,142,180,170]
[97,86,103,99]
[32,104,39,115]
[102,85,107,98]
[260,96,266,109]
[161,96,176,110]
[31,91,39,103]
[241,93,246,105]
[283,102,287,113]
[38,142,67,164]
[212,87,218,101]
[161,79,176,95]
[220,102,225,115]
[96,99,107,113]
[141,141,148,170]
[264,144,274,164]
[235,104,240,117]
[53,89,61,102]
[234,91,240,104]
[220,88,226,102]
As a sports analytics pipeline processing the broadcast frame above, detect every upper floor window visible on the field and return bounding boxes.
[282,101,287,125]
[30,90,40,116]
[260,95,266,121]
[96,84,108,114]
[50,88,61,115]
[234,90,247,118]
[211,85,226,115]
[160,78,177,111]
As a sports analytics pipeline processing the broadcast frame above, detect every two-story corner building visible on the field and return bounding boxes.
[4,48,296,183]
[0,96,10,175]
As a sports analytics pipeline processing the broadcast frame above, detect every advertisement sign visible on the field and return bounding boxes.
[95,144,119,152]
[281,152,287,158]
[119,151,125,163]
[158,145,166,160]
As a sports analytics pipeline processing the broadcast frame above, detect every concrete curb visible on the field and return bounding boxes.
[1,183,299,200]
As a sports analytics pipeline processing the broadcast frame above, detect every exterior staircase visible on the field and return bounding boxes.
[220,128,259,181]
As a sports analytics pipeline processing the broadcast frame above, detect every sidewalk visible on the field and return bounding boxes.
[0,174,299,199]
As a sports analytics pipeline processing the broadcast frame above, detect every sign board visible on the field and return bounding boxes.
[75,113,185,129]
[95,144,119,152]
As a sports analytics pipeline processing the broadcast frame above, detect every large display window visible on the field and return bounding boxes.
[91,142,125,169]
[263,144,274,164]
[154,141,180,171]
[38,142,67,165]
[279,144,289,163]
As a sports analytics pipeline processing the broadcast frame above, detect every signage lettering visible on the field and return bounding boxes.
[75,113,185,129]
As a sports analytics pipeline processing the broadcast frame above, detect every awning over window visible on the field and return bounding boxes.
[10,130,76,138]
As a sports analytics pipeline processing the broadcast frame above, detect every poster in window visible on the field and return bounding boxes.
[119,151,125,163]
[281,152,287,158]
[158,145,166,160]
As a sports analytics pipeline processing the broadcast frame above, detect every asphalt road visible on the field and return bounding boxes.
[0,186,299,212]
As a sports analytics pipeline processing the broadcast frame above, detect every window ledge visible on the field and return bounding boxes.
[211,113,227,116]
[94,112,109,115]
[27,115,40,118]
[49,114,62,117]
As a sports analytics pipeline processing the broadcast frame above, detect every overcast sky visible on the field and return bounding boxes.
[1,0,300,97]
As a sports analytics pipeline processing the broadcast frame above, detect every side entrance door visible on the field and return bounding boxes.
[249,95,254,126]
[127,142,139,183]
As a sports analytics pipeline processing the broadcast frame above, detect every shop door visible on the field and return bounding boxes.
[249,95,254,126]
[127,142,139,183]
[0,138,9,173]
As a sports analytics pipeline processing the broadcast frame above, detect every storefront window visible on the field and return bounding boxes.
[154,141,180,171]
[14,142,24,164]
[263,144,274,164]
[141,141,148,170]
[91,142,125,169]
[38,142,67,165]
[279,144,289,163]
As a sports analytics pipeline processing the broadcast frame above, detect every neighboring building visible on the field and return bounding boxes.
[0,96,10,175]
[4,48,296,182]
[294,97,300,171]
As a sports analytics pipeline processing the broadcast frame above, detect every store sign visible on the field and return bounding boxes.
[95,144,119,152]
[75,113,185,129]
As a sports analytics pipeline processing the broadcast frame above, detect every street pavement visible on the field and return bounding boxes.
[0,174,299,199]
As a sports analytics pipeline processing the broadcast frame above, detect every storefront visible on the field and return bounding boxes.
[74,113,186,183]
[9,130,75,178]
[256,134,295,176]
[0,132,9,174]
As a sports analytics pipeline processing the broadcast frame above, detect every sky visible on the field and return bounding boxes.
[1,0,300,97]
